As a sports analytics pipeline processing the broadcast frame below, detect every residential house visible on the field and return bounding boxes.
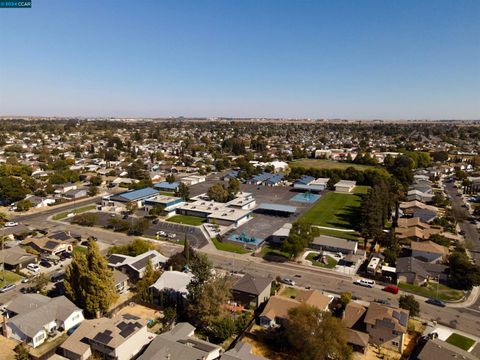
[0,246,37,271]
[416,338,478,360]
[24,195,55,208]
[231,274,272,307]
[59,313,150,360]
[310,234,358,255]
[410,241,449,263]
[334,180,356,193]
[221,341,268,360]
[4,294,84,348]
[364,302,409,352]
[396,256,449,285]
[63,188,88,200]
[137,322,221,360]
[53,182,77,195]
[269,223,292,244]
[342,302,369,353]
[150,270,194,304]
[107,250,167,281]
[259,290,331,327]
[400,201,439,223]
[113,269,129,294]
[406,189,434,203]
[21,237,73,256]
[395,217,443,241]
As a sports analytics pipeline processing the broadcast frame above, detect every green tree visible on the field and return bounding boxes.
[88,186,99,197]
[15,199,33,212]
[285,304,352,360]
[0,176,28,204]
[72,213,98,227]
[227,178,240,198]
[89,175,103,186]
[34,273,49,294]
[149,204,165,217]
[207,183,229,202]
[175,182,190,201]
[448,246,480,290]
[165,174,176,183]
[135,260,161,302]
[125,201,138,215]
[398,295,420,316]
[14,343,30,360]
[64,240,118,318]
[108,238,155,257]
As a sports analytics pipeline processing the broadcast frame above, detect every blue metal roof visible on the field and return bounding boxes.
[118,187,159,201]
[250,172,274,182]
[257,203,297,213]
[265,173,285,184]
[153,181,180,190]
[295,175,315,185]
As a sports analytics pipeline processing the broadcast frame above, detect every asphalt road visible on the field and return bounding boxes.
[2,200,480,335]
[444,181,480,261]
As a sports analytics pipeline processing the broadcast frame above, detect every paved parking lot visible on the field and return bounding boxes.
[144,220,208,248]
[231,184,322,240]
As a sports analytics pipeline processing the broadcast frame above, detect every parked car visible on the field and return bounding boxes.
[27,263,41,273]
[426,298,446,307]
[0,284,16,293]
[51,272,65,282]
[21,277,30,283]
[374,299,390,305]
[4,221,18,227]
[40,259,52,268]
[282,278,295,286]
[354,279,376,288]
[20,286,35,294]
[383,285,399,294]
[168,233,177,239]
[156,230,167,237]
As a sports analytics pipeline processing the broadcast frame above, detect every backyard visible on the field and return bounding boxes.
[299,186,369,230]
[305,252,337,268]
[167,214,205,226]
[398,282,464,302]
[446,333,476,351]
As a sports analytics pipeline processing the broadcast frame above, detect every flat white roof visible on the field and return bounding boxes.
[335,180,357,187]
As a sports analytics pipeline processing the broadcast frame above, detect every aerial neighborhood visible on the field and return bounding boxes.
[0,119,480,360]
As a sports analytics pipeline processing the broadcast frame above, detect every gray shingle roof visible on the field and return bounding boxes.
[233,274,271,296]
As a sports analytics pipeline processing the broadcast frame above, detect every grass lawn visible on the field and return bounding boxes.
[398,282,464,302]
[259,244,290,261]
[0,270,22,286]
[159,191,175,196]
[72,246,88,256]
[289,159,388,173]
[299,186,369,229]
[52,204,96,220]
[211,237,250,254]
[280,286,300,298]
[316,228,362,242]
[167,215,205,226]
[306,253,337,268]
[446,333,476,351]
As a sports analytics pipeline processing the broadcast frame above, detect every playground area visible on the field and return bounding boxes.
[228,231,264,248]
[290,192,321,203]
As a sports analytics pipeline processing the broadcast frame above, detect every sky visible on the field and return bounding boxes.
[0,0,479,119]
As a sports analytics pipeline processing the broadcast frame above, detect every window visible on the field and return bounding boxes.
[35,333,45,344]
[392,341,399,347]
[379,337,385,342]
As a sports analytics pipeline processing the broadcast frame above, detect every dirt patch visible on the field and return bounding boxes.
[0,335,18,360]
[116,302,162,323]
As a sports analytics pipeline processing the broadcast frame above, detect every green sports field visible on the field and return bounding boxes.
[299,186,369,229]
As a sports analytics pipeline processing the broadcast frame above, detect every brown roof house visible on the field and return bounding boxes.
[259,290,332,327]
[0,246,37,271]
[410,241,449,263]
[342,302,369,353]
[21,237,73,256]
[364,302,409,353]
[231,274,272,308]
[59,313,151,360]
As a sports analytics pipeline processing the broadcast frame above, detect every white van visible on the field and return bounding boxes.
[354,278,375,288]
[27,263,40,273]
